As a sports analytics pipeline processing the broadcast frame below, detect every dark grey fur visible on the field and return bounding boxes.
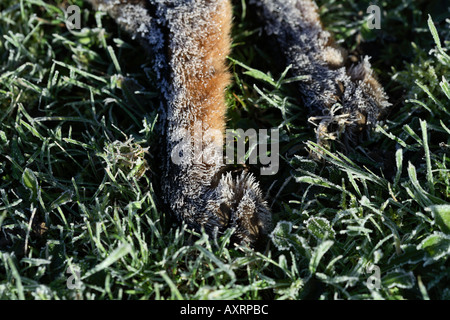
[249,0,391,147]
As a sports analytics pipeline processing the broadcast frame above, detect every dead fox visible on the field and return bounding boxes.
[86,0,389,248]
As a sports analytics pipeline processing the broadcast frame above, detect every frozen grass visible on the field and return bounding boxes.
[0,0,448,299]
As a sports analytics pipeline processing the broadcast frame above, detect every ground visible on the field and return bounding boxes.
[0,0,449,300]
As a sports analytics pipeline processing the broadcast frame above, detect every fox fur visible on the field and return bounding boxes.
[86,0,390,247]
[87,0,271,247]
[250,0,391,148]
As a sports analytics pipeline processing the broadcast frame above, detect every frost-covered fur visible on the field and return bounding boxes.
[87,0,271,247]
[87,0,390,247]
[249,0,391,147]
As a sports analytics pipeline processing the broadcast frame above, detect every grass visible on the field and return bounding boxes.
[0,0,449,300]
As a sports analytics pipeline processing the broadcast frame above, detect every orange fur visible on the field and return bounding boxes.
[183,0,232,142]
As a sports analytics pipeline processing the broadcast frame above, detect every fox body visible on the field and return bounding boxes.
[87,0,389,247]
